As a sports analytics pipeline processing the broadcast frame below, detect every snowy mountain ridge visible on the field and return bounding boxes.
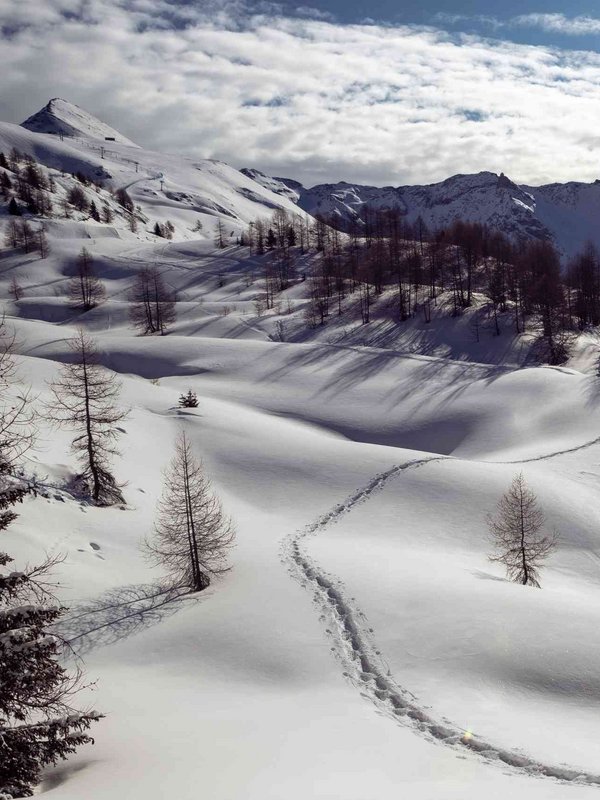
[12,98,600,258]
[22,98,139,148]
[0,99,312,243]
[243,168,600,259]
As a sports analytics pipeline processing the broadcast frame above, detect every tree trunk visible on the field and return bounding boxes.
[519,492,529,585]
[82,356,100,503]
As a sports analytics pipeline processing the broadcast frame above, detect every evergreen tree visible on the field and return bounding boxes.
[8,198,20,217]
[154,222,163,237]
[178,390,198,408]
[0,474,101,797]
[266,228,277,250]
[1,172,12,198]
[115,188,133,213]
[67,186,87,213]
[0,318,99,798]
[0,152,7,169]
[26,193,38,216]
[89,200,100,222]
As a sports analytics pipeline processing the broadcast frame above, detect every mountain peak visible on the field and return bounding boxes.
[21,98,138,147]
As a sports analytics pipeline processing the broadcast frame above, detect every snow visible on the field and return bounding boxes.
[21,99,139,148]
[4,102,600,799]
[0,101,308,246]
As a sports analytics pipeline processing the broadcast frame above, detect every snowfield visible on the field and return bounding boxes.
[4,102,600,799]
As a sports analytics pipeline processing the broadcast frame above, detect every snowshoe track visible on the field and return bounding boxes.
[283,456,600,787]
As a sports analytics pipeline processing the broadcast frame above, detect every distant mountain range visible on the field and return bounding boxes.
[9,98,600,258]
[241,168,600,260]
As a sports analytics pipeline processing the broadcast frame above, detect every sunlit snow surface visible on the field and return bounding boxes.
[2,111,600,799]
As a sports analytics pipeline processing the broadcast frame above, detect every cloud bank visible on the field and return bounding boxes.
[436,11,600,36]
[514,13,600,36]
[2,1,600,187]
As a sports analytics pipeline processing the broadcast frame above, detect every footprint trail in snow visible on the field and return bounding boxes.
[283,456,600,788]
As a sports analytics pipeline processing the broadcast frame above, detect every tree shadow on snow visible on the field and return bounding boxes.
[471,569,508,583]
[56,583,200,657]
[41,758,98,793]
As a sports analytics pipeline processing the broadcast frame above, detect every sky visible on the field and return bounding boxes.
[2,0,600,187]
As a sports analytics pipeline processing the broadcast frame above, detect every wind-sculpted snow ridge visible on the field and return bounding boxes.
[484,433,600,465]
[282,457,600,787]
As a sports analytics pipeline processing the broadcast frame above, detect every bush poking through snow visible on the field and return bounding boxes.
[178,390,198,408]
[487,472,558,588]
[145,431,235,592]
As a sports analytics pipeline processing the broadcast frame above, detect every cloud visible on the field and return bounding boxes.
[2,2,600,186]
[433,13,504,31]
[294,6,335,22]
[513,14,600,36]
[435,11,600,37]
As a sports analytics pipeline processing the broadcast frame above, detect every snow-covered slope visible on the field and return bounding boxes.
[245,169,600,259]
[3,222,600,798]
[0,101,311,243]
[5,99,600,800]
[22,98,138,148]
[239,168,302,203]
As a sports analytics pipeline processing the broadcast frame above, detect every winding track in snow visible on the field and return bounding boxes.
[282,453,600,787]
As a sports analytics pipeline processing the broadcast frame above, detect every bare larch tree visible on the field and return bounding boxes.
[0,316,35,464]
[487,472,557,587]
[47,330,127,505]
[67,247,106,311]
[129,267,176,335]
[8,276,22,301]
[146,431,235,592]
